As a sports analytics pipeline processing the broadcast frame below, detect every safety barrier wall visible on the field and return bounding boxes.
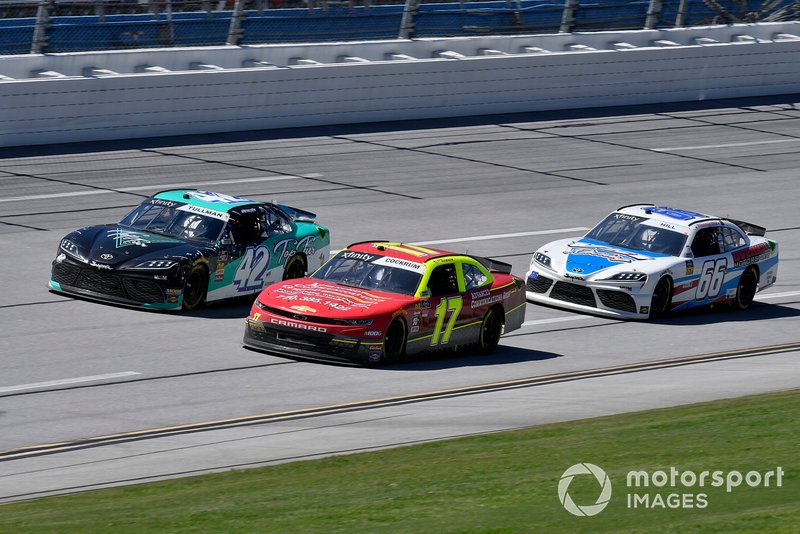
[1,22,799,148]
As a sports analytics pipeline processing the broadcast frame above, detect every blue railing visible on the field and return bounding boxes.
[1,0,796,55]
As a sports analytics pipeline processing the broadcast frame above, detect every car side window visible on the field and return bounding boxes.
[262,206,292,237]
[691,227,721,257]
[462,263,488,290]
[230,211,263,246]
[721,227,747,252]
[427,264,459,297]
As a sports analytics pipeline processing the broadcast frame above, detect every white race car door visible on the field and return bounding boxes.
[687,224,734,307]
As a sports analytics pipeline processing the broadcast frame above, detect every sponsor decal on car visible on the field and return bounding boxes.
[685,260,694,275]
[368,346,383,361]
[614,213,644,222]
[274,235,317,264]
[472,290,513,309]
[373,256,427,273]
[150,199,177,208]
[648,207,706,221]
[270,318,328,332]
[272,282,388,311]
[341,252,378,262]
[364,330,383,337]
[732,242,771,267]
[290,305,318,313]
[187,190,256,204]
[177,204,230,221]
[566,244,652,264]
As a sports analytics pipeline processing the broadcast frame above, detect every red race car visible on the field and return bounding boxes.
[243,241,526,365]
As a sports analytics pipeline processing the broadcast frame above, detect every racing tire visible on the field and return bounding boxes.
[282,254,307,281]
[377,318,407,365]
[182,264,208,311]
[649,276,672,320]
[478,306,504,355]
[734,267,759,311]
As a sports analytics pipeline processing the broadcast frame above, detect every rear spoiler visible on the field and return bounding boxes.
[280,204,317,222]
[475,256,513,274]
[726,218,766,237]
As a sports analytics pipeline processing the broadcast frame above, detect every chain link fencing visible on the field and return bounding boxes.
[1,0,798,54]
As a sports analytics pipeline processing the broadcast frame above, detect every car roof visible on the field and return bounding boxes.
[616,204,718,228]
[153,189,264,214]
[347,241,458,263]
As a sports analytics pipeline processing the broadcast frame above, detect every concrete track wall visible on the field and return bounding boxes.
[1,22,799,148]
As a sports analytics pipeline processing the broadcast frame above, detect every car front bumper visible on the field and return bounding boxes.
[50,258,183,310]
[525,270,652,320]
[242,319,383,364]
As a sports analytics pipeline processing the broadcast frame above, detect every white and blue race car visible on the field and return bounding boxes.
[525,204,779,320]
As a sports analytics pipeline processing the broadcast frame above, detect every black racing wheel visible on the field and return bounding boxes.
[282,254,307,280]
[182,264,208,311]
[377,318,407,365]
[649,276,672,320]
[734,267,758,311]
[478,306,504,355]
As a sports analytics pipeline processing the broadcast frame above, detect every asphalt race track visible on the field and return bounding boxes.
[1,96,799,503]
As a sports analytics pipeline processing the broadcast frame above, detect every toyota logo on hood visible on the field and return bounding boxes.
[100,253,114,260]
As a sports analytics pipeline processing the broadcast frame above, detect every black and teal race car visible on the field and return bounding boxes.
[49,189,330,310]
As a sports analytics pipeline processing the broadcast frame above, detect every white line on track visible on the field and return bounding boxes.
[516,290,800,328]
[756,290,800,301]
[412,228,588,246]
[0,372,141,394]
[0,174,316,203]
[521,316,591,327]
[653,139,800,152]
[330,227,589,254]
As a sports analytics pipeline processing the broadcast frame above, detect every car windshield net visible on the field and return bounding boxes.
[312,252,423,296]
[584,213,687,256]
[119,202,225,243]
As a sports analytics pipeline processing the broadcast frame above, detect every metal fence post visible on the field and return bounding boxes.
[675,0,688,27]
[399,0,421,39]
[227,0,248,45]
[644,0,663,29]
[559,0,579,33]
[31,0,55,54]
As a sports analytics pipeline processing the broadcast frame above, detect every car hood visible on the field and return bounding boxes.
[257,279,412,317]
[544,238,664,276]
[64,225,212,268]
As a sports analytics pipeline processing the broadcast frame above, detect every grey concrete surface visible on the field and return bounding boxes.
[0,97,798,502]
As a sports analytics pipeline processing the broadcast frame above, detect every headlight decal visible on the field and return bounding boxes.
[533,252,553,270]
[59,239,86,262]
[604,272,648,282]
[129,260,179,270]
